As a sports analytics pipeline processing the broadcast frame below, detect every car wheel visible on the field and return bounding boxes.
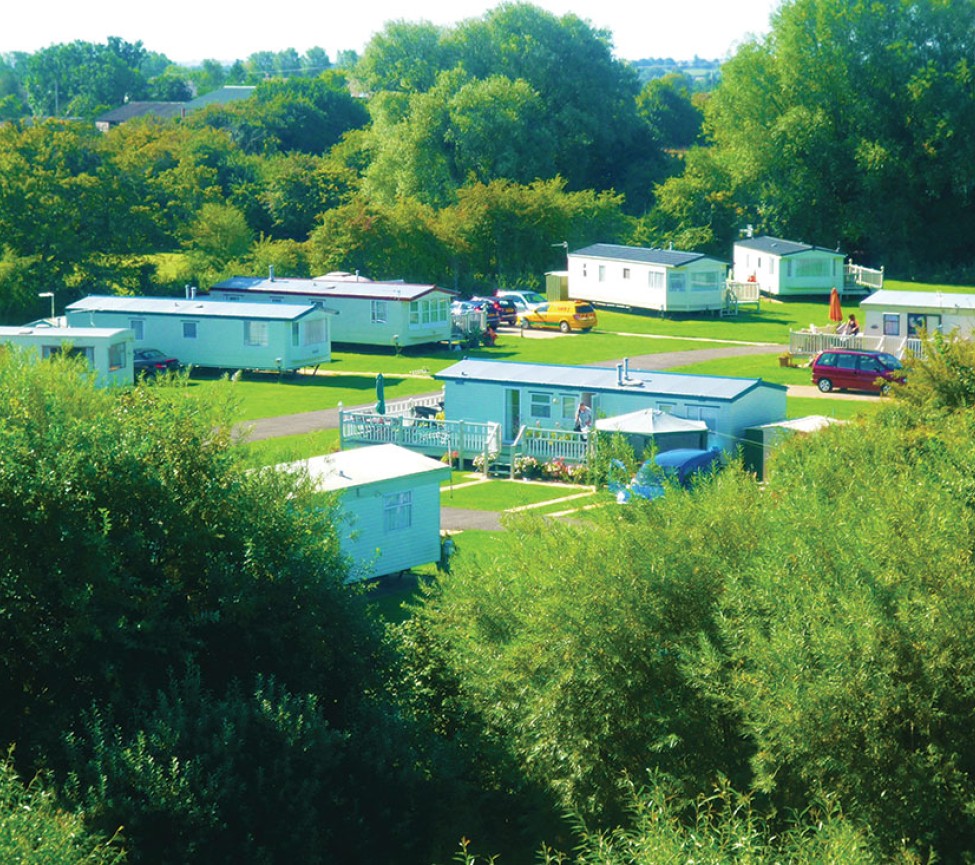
[559,321,570,333]
[880,382,891,395]
[817,378,833,393]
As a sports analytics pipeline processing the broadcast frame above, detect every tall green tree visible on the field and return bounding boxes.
[356,4,666,212]
[23,38,148,118]
[354,20,453,94]
[663,0,975,274]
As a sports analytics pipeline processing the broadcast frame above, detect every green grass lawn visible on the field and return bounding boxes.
[786,395,884,420]
[440,477,593,511]
[184,370,441,422]
[357,530,501,623]
[238,429,341,468]
[183,283,972,425]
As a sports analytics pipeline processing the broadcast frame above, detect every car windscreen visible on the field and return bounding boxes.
[876,353,902,370]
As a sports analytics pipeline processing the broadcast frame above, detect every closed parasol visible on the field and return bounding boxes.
[828,287,843,323]
[375,373,386,415]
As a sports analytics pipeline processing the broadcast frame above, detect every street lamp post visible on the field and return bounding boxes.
[38,292,55,321]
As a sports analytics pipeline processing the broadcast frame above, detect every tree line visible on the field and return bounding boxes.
[2,1,974,325]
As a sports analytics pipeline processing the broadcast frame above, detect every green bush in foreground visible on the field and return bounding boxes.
[0,756,125,864]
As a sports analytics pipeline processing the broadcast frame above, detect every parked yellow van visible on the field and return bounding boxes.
[518,300,597,333]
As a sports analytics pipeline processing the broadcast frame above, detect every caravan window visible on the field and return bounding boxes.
[244,320,269,347]
[42,344,94,364]
[647,270,664,290]
[529,392,552,419]
[183,321,198,339]
[691,271,720,291]
[383,491,412,532]
[108,342,126,371]
[129,319,144,340]
[371,301,387,324]
[796,258,829,278]
[883,314,900,336]
[301,317,327,346]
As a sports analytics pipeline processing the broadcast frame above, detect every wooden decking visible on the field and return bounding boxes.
[340,406,592,470]
[789,330,922,358]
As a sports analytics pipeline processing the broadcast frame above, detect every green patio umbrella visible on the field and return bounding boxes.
[375,373,386,415]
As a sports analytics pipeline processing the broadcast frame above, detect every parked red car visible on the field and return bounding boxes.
[810,349,904,394]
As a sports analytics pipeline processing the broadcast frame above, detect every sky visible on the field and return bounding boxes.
[4,0,781,65]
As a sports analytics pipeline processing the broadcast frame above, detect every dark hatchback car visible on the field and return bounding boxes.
[133,347,181,377]
[489,296,519,326]
[472,296,519,327]
[467,298,502,329]
[811,348,904,393]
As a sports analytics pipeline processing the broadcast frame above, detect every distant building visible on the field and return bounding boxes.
[567,243,730,313]
[0,325,134,387]
[733,235,844,297]
[95,101,187,132]
[94,86,257,132]
[859,289,975,340]
[211,273,455,348]
[65,295,330,372]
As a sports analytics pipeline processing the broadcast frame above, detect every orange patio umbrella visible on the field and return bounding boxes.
[828,287,843,323]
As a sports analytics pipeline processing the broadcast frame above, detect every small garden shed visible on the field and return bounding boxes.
[733,235,844,296]
[859,289,975,340]
[210,272,455,348]
[283,443,450,581]
[742,415,844,480]
[435,358,787,454]
[65,295,330,371]
[0,325,134,387]
[567,243,730,313]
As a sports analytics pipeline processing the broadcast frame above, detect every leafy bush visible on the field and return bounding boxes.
[0,755,124,864]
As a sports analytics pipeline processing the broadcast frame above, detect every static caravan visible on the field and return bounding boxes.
[65,295,330,371]
[567,243,729,313]
[0,325,134,387]
[210,273,456,348]
[860,289,975,341]
[733,235,844,297]
[282,443,450,581]
[435,358,787,454]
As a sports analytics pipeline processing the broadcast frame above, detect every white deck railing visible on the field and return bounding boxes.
[844,263,884,291]
[340,410,500,458]
[726,280,762,304]
[382,391,444,417]
[510,425,590,464]
[789,330,922,358]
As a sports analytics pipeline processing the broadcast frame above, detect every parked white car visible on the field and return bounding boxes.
[496,290,547,314]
